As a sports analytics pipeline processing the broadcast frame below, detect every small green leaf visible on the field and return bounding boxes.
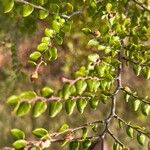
[58,123,69,132]
[65,3,73,13]
[4,0,14,13]
[75,80,87,95]
[7,95,19,105]
[45,28,55,37]
[81,28,92,35]
[126,126,134,138]
[118,120,123,128]
[91,124,98,132]
[82,127,88,139]
[37,43,49,52]
[125,94,130,102]
[55,35,63,45]
[88,53,99,62]
[41,86,54,98]
[20,91,37,99]
[100,94,108,104]
[132,99,141,111]
[141,104,150,116]
[88,39,99,47]
[16,102,31,117]
[95,63,106,77]
[41,37,50,43]
[113,143,120,150]
[22,4,34,17]
[50,47,58,60]
[32,100,47,118]
[106,3,112,12]
[143,67,150,79]
[39,10,49,19]
[76,99,87,114]
[28,60,37,67]
[62,84,72,100]
[12,140,27,149]
[89,97,99,110]
[65,99,76,115]
[11,129,25,140]
[133,65,142,76]
[82,139,91,149]
[44,48,52,61]
[49,101,62,118]
[69,141,80,150]
[52,20,60,32]
[38,0,47,5]
[29,51,41,61]
[137,133,145,145]
[87,79,100,92]
[32,128,48,138]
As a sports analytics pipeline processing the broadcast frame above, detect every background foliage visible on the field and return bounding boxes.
[0,0,150,149]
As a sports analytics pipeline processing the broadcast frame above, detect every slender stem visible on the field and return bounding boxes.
[122,88,150,105]
[114,115,150,138]
[107,129,124,147]
[15,0,49,11]
[15,0,82,19]
[51,119,104,138]
[132,0,150,13]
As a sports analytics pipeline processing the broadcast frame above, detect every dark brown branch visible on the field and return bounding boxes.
[99,52,123,148]
[133,0,150,13]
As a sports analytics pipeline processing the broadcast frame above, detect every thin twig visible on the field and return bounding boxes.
[132,0,150,13]
[114,115,150,138]
[122,88,150,105]
[107,129,125,147]
[15,0,82,19]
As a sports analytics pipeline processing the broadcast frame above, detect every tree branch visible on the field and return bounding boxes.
[99,51,123,147]
[132,0,150,13]
[114,115,150,138]
[15,0,82,19]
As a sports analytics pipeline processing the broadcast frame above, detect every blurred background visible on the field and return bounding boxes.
[0,0,150,149]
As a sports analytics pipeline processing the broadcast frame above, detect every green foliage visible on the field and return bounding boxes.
[1,0,150,149]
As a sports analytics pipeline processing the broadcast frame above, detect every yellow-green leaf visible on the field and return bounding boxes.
[29,51,41,61]
[16,102,31,117]
[22,4,34,17]
[4,0,14,13]
[65,99,76,115]
[11,129,25,140]
[137,134,145,145]
[49,101,62,118]
[32,128,48,138]
[126,126,134,138]
[75,80,87,95]
[32,101,47,118]
[41,86,54,98]
[39,10,49,20]
[12,140,27,149]
[76,99,87,114]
